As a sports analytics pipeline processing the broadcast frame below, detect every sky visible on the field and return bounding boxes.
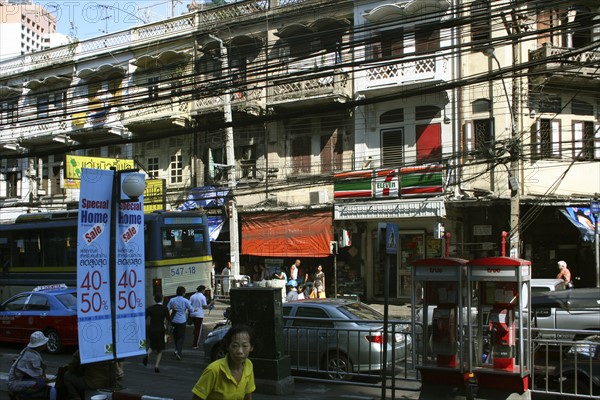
[35,1,200,40]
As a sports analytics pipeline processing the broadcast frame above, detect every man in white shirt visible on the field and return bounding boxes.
[189,285,212,349]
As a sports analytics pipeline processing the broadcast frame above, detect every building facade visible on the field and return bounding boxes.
[0,0,598,301]
[0,0,59,60]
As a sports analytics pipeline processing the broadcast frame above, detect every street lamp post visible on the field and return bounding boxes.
[108,168,146,388]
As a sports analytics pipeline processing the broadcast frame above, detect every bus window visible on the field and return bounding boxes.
[161,228,206,258]
[14,233,42,267]
[44,228,77,267]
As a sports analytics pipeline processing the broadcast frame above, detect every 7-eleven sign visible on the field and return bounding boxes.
[374,169,399,198]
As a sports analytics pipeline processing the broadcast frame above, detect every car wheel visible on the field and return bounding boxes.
[323,352,353,381]
[560,376,591,399]
[45,329,63,354]
[211,342,227,361]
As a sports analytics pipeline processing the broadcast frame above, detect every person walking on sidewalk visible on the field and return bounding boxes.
[144,293,171,372]
[167,286,194,360]
[190,285,213,349]
[192,324,256,400]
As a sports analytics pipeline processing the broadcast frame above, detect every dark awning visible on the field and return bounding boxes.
[241,210,333,258]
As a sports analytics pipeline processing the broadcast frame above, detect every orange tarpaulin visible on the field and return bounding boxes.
[241,210,333,257]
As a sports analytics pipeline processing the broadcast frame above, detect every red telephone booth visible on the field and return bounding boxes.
[468,256,532,394]
[411,257,471,387]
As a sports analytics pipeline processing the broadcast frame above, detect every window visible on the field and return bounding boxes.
[464,118,495,158]
[238,145,255,179]
[369,29,403,60]
[291,136,311,174]
[6,172,18,198]
[573,121,598,160]
[538,96,562,114]
[380,109,404,125]
[415,106,441,121]
[381,128,404,168]
[471,0,491,45]
[472,99,491,113]
[27,294,50,311]
[531,119,560,159]
[415,25,440,53]
[41,161,63,196]
[1,100,18,124]
[107,145,122,158]
[320,128,343,174]
[292,307,334,328]
[170,154,183,184]
[147,157,160,179]
[572,100,593,116]
[207,147,225,180]
[148,77,159,99]
[37,95,49,118]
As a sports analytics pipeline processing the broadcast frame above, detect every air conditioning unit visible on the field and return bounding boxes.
[310,190,329,205]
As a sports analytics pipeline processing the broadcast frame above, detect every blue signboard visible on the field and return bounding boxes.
[386,223,398,254]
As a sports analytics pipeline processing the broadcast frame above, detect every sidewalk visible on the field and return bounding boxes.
[1,300,419,400]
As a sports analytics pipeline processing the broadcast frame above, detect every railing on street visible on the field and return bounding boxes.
[530,327,600,399]
[281,316,419,392]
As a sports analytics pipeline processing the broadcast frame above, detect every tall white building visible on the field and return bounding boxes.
[0,0,58,60]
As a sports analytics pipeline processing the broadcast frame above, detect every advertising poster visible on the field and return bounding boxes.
[115,172,146,358]
[77,168,115,363]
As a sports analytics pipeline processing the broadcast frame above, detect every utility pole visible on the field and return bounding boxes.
[211,35,240,276]
[498,6,521,258]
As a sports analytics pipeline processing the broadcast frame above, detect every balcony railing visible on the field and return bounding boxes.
[356,56,450,91]
[529,43,600,78]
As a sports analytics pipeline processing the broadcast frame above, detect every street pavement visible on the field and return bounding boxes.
[1,301,419,400]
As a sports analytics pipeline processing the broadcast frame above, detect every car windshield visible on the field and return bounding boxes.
[57,292,77,310]
[339,302,383,321]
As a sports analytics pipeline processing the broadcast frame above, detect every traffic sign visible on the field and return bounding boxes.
[386,223,398,254]
[591,201,600,215]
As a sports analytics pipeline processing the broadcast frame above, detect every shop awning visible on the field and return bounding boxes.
[560,207,597,242]
[241,210,333,257]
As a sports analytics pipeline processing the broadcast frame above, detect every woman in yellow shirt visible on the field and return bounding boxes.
[192,324,256,400]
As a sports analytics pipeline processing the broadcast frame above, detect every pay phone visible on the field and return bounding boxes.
[485,281,517,370]
[431,305,457,367]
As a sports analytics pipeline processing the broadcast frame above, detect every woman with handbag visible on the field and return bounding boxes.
[144,293,171,373]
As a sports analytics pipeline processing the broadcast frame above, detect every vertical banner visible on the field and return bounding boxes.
[77,168,115,363]
[115,172,146,358]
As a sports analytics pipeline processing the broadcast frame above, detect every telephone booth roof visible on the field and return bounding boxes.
[469,256,531,267]
[412,257,469,267]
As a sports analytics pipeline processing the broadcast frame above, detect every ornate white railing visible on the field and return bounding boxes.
[529,43,600,66]
[359,56,449,89]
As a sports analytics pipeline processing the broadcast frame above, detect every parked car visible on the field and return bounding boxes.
[540,335,600,398]
[530,278,567,294]
[204,299,411,381]
[0,284,78,354]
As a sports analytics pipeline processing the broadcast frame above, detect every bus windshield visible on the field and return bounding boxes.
[161,227,207,259]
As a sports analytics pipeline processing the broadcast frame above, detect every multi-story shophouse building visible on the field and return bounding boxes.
[0,0,598,302]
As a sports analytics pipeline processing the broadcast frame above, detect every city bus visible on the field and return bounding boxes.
[0,210,213,304]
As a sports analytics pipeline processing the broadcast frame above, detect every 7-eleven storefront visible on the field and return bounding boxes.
[333,165,446,302]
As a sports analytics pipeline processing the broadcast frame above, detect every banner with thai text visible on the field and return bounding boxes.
[77,168,114,364]
[115,172,146,358]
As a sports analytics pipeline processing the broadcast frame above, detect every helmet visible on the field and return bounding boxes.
[287,279,298,288]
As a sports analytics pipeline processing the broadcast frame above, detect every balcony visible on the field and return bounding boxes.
[268,53,351,109]
[0,117,70,148]
[355,55,450,95]
[528,43,600,87]
[121,98,192,134]
[191,87,265,117]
